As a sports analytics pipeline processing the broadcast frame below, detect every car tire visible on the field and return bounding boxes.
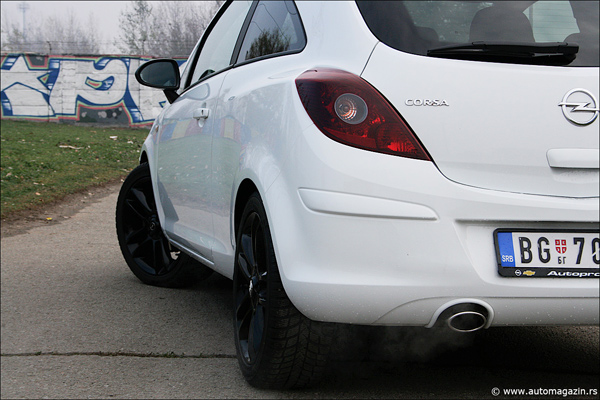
[116,162,212,288]
[233,192,334,389]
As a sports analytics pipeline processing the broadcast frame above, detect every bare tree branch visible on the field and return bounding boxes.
[1,7,101,54]
[116,1,223,58]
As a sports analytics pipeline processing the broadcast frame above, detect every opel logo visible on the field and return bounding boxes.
[558,89,599,125]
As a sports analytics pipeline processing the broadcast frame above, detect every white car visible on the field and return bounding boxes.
[116,0,599,389]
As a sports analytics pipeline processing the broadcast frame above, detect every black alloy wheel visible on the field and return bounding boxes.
[233,193,335,389]
[235,205,268,365]
[116,163,212,288]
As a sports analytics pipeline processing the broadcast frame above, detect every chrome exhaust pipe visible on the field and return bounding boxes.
[446,310,487,332]
[433,303,489,332]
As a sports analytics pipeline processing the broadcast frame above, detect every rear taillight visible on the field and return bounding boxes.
[295,68,430,161]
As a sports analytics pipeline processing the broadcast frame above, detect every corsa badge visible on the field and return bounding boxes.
[523,270,536,277]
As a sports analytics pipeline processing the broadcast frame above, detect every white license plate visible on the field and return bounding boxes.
[494,229,600,278]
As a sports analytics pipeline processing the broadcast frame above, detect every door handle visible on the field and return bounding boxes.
[193,108,210,120]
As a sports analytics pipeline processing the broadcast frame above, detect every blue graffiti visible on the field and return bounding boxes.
[0,54,187,126]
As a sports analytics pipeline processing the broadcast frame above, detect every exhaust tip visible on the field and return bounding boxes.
[431,302,490,332]
[447,310,487,333]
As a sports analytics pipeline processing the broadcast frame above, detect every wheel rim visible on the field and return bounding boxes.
[121,175,179,276]
[235,211,268,365]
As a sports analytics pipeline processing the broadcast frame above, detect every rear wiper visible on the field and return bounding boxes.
[427,42,579,65]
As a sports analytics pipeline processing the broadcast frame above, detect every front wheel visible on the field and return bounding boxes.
[115,163,212,288]
[233,193,334,389]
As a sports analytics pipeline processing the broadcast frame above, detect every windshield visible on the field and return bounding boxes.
[356,0,599,67]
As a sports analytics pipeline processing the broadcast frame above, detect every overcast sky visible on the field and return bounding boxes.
[1,1,133,53]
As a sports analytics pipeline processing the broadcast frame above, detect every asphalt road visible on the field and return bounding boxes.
[1,185,598,399]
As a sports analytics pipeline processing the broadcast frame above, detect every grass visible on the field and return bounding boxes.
[0,120,150,218]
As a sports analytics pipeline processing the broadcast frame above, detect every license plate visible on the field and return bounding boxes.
[494,229,600,278]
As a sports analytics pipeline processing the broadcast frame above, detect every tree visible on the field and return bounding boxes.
[116,0,154,55]
[32,12,100,54]
[1,19,26,53]
[116,1,224,58]
[1,8,100,54]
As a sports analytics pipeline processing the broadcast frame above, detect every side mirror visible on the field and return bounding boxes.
[135,59,181,103]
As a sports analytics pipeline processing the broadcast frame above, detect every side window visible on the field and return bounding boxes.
[237,0,305,63]
[190,1,252,83]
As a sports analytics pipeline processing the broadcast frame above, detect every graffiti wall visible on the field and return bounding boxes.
[0,53,186,127]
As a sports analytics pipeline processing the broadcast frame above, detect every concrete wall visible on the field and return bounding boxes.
[1,53,186,127]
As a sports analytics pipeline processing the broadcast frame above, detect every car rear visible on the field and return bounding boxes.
[269,0,599,328]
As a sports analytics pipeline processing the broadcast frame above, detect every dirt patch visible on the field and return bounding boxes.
[1,179,123,238]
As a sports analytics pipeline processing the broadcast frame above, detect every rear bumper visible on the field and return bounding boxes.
[264,125,600,327]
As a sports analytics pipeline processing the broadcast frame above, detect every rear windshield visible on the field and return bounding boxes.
[356,1,599,67]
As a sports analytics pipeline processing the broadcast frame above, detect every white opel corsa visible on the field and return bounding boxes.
[117,0,600,389]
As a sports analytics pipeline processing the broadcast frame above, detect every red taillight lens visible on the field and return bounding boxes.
[295,68,430,161]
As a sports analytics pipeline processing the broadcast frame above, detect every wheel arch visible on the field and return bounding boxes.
[234,179,260,238]
[139,151,149,165]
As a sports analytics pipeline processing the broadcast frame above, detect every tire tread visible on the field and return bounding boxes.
[234,193,335,389]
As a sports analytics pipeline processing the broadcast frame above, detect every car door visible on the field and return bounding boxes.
[155,0,253,265]
[210,0,308,269]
